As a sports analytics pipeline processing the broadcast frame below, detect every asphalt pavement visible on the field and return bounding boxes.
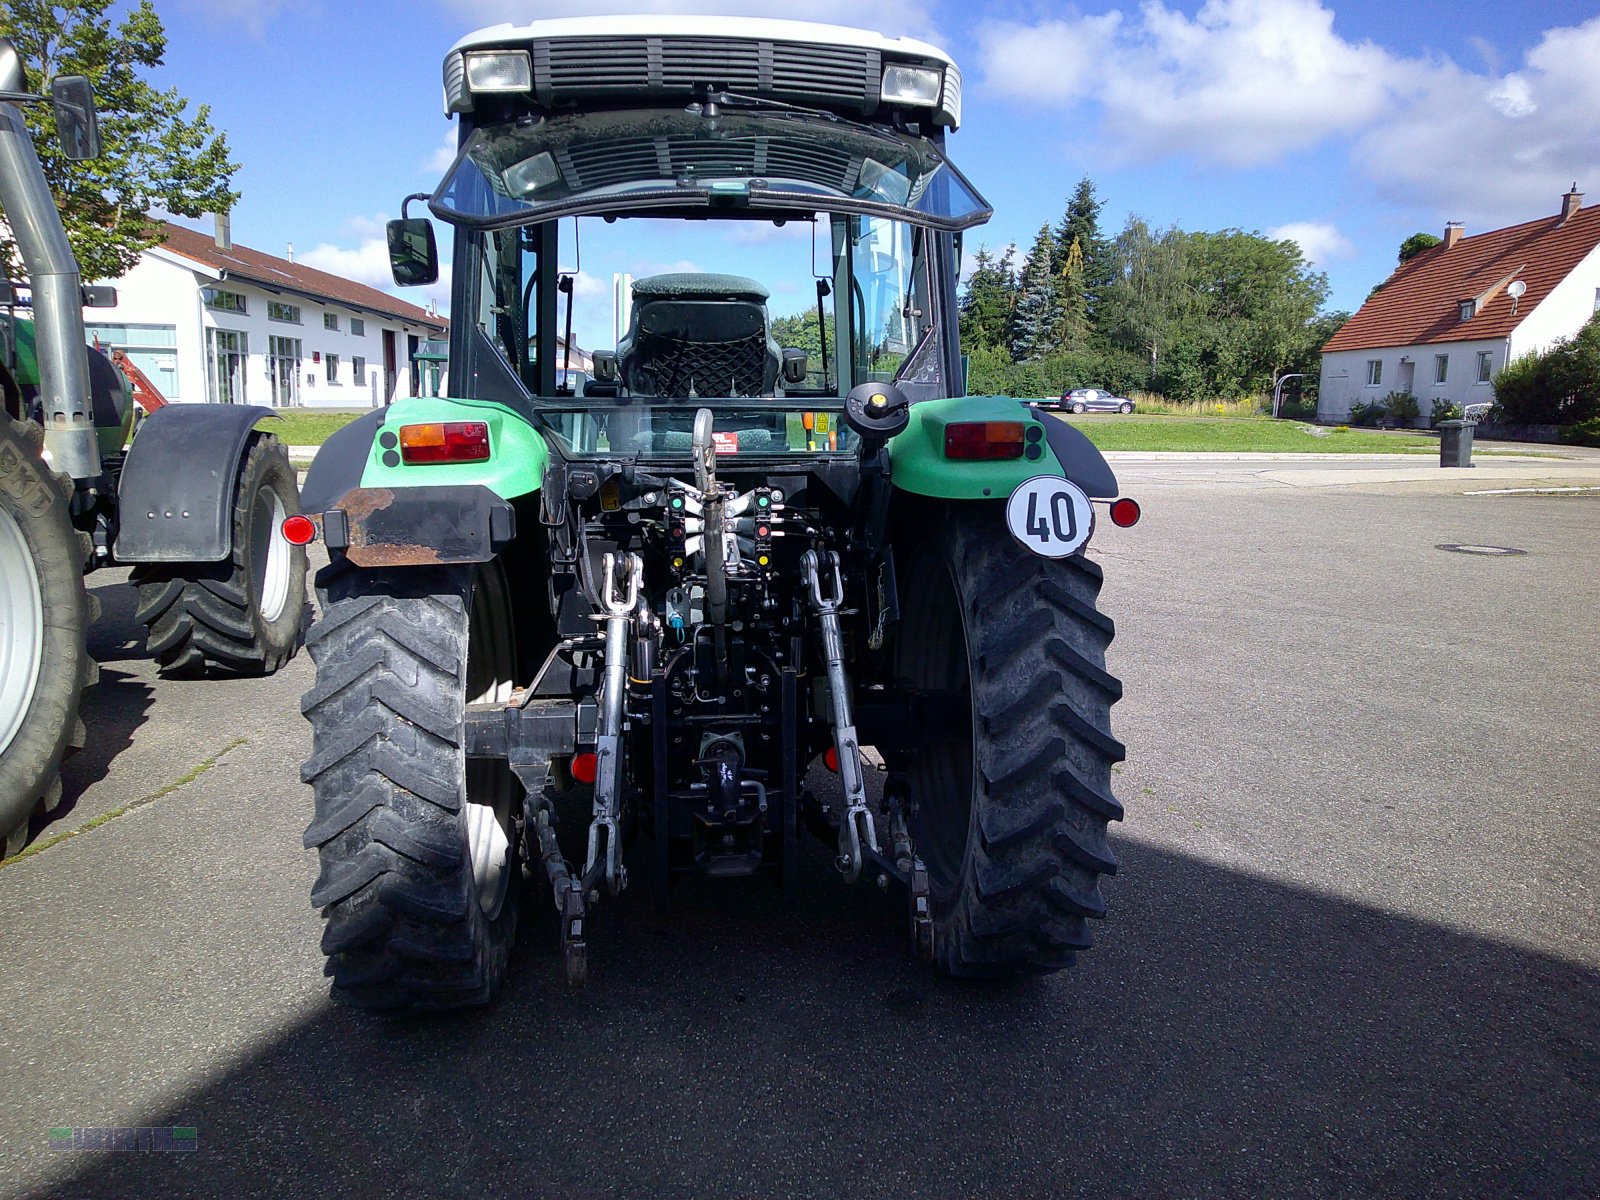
[1,470,1597,1199]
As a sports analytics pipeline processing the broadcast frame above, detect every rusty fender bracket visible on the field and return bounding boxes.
[318,484,515,568]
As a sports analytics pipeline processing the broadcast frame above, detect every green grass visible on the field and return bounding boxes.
[1055,413,1440,454]
[268,409,365,446]
[0,739,248,868]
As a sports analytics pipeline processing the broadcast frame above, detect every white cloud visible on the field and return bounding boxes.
[1267,221,1354,266]
[1354,16,1600,226]
[976,4,1600,229]
[299,225,453,315]
[175,0,311,39]
[427,127,459,175]
[978,0,1399,167]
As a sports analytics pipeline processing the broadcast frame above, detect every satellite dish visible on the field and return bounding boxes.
[1507,280,1527,298]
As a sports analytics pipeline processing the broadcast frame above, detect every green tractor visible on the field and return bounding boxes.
[0,42,307,855]
[296,16,1137,1009]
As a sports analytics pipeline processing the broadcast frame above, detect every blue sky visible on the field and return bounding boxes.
[155,0,1600,352]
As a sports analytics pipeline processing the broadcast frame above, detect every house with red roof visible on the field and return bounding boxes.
[1320,187,1600,424]
[83,218,449,409]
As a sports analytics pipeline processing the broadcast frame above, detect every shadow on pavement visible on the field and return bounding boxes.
[27,840,1600,1199]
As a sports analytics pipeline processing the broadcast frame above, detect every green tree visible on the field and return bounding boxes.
[1397,232,1442,264]
[1008,224,1062,362]
[1493,312,1600,425]
[1051,235,1090,352]
[958,243,1016,352]
[1097,216,1193,387]
[1053,176,1114,320]
[0,0,238,282]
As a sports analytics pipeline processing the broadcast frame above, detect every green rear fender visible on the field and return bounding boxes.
[357,395,548,500]
[886,395,1119,500]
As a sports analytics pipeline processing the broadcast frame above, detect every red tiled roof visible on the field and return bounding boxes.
[1322,203,1600,354]
[155,221,448,333]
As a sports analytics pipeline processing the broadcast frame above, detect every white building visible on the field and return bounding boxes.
[1320,188,1600,423]
[86,219,447,409]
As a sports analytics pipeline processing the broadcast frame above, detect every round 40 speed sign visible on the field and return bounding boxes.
[1005,475,1095,558]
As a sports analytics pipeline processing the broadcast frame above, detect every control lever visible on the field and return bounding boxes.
[692,407,729,629]
[801,549,878,881]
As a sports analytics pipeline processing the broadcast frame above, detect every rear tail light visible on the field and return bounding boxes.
[570,752,598,784]
[398,421,490,464]
[280,514,317,545]
[1109,497,1142,527]
[944,421,1025,460]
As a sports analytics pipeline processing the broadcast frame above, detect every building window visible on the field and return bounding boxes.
[267,300,301,323]
[350,317,365,337]
[206,328,248,404]
[268,336,303,407]
[1593,287,1599,313]
[1433,354,1449,385]
[324,312,339,331]
[326,353,340,383]
[1458,300,1475,321]
[85,323,180,401]
[202,287,247,315]
[1476,351,1493,383]
[1366,360,1383,387]
[352,356,366,385]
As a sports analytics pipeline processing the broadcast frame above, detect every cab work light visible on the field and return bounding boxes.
[944,421,1025,460]
[399,421,491,464]
[464,50,531,94]
[881,63,943,107]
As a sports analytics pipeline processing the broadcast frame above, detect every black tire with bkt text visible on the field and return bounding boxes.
[0,413,97,858]
[893,502,1123,977]
[301,560,521,1012]
[132,433,306,677]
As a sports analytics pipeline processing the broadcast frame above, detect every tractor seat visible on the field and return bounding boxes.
[617,273,781,398]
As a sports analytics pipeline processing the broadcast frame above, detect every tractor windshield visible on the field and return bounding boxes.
[431,107,990,233]
[441,109,978,432]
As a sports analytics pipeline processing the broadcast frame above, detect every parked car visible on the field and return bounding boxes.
[1042,387,1135,414]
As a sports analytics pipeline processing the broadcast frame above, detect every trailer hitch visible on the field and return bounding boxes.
[801,549,878,882]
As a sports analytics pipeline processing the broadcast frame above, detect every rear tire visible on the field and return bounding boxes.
[893,503,1123,977]
[1072,402,1087,414]
[132,433,306,676]
[301,559,521,1012]
[0,413,96,857]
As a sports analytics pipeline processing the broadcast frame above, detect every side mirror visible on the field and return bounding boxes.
[81,284,117,307]
[50,76,100,161]
[591,351,618,383]
[781,349,808,385]
[386,218,438,287]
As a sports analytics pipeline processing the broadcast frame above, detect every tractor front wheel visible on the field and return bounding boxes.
[893,502,1124,977]
[132,433,306,676]
[0,413,96,857]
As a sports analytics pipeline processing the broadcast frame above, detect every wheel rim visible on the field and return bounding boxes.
[465,562,517,919]
[249,486,292,625]
[0,504,46,760]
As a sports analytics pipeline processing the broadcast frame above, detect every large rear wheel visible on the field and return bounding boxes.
[0,413,96,857]
[132,433,306,676]
[893,502,1123,976]
[301,559,521,1012]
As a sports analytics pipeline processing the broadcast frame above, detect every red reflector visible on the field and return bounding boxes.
[280,515,317,545]
[571,752,598,784]
[1109,497,1142,528]
[944,421,1025,460]
[823,746,840,773]
[399,421,490,464]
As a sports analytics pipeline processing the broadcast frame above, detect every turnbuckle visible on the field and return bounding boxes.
[585,552,640,898]
[801,549,879,882]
